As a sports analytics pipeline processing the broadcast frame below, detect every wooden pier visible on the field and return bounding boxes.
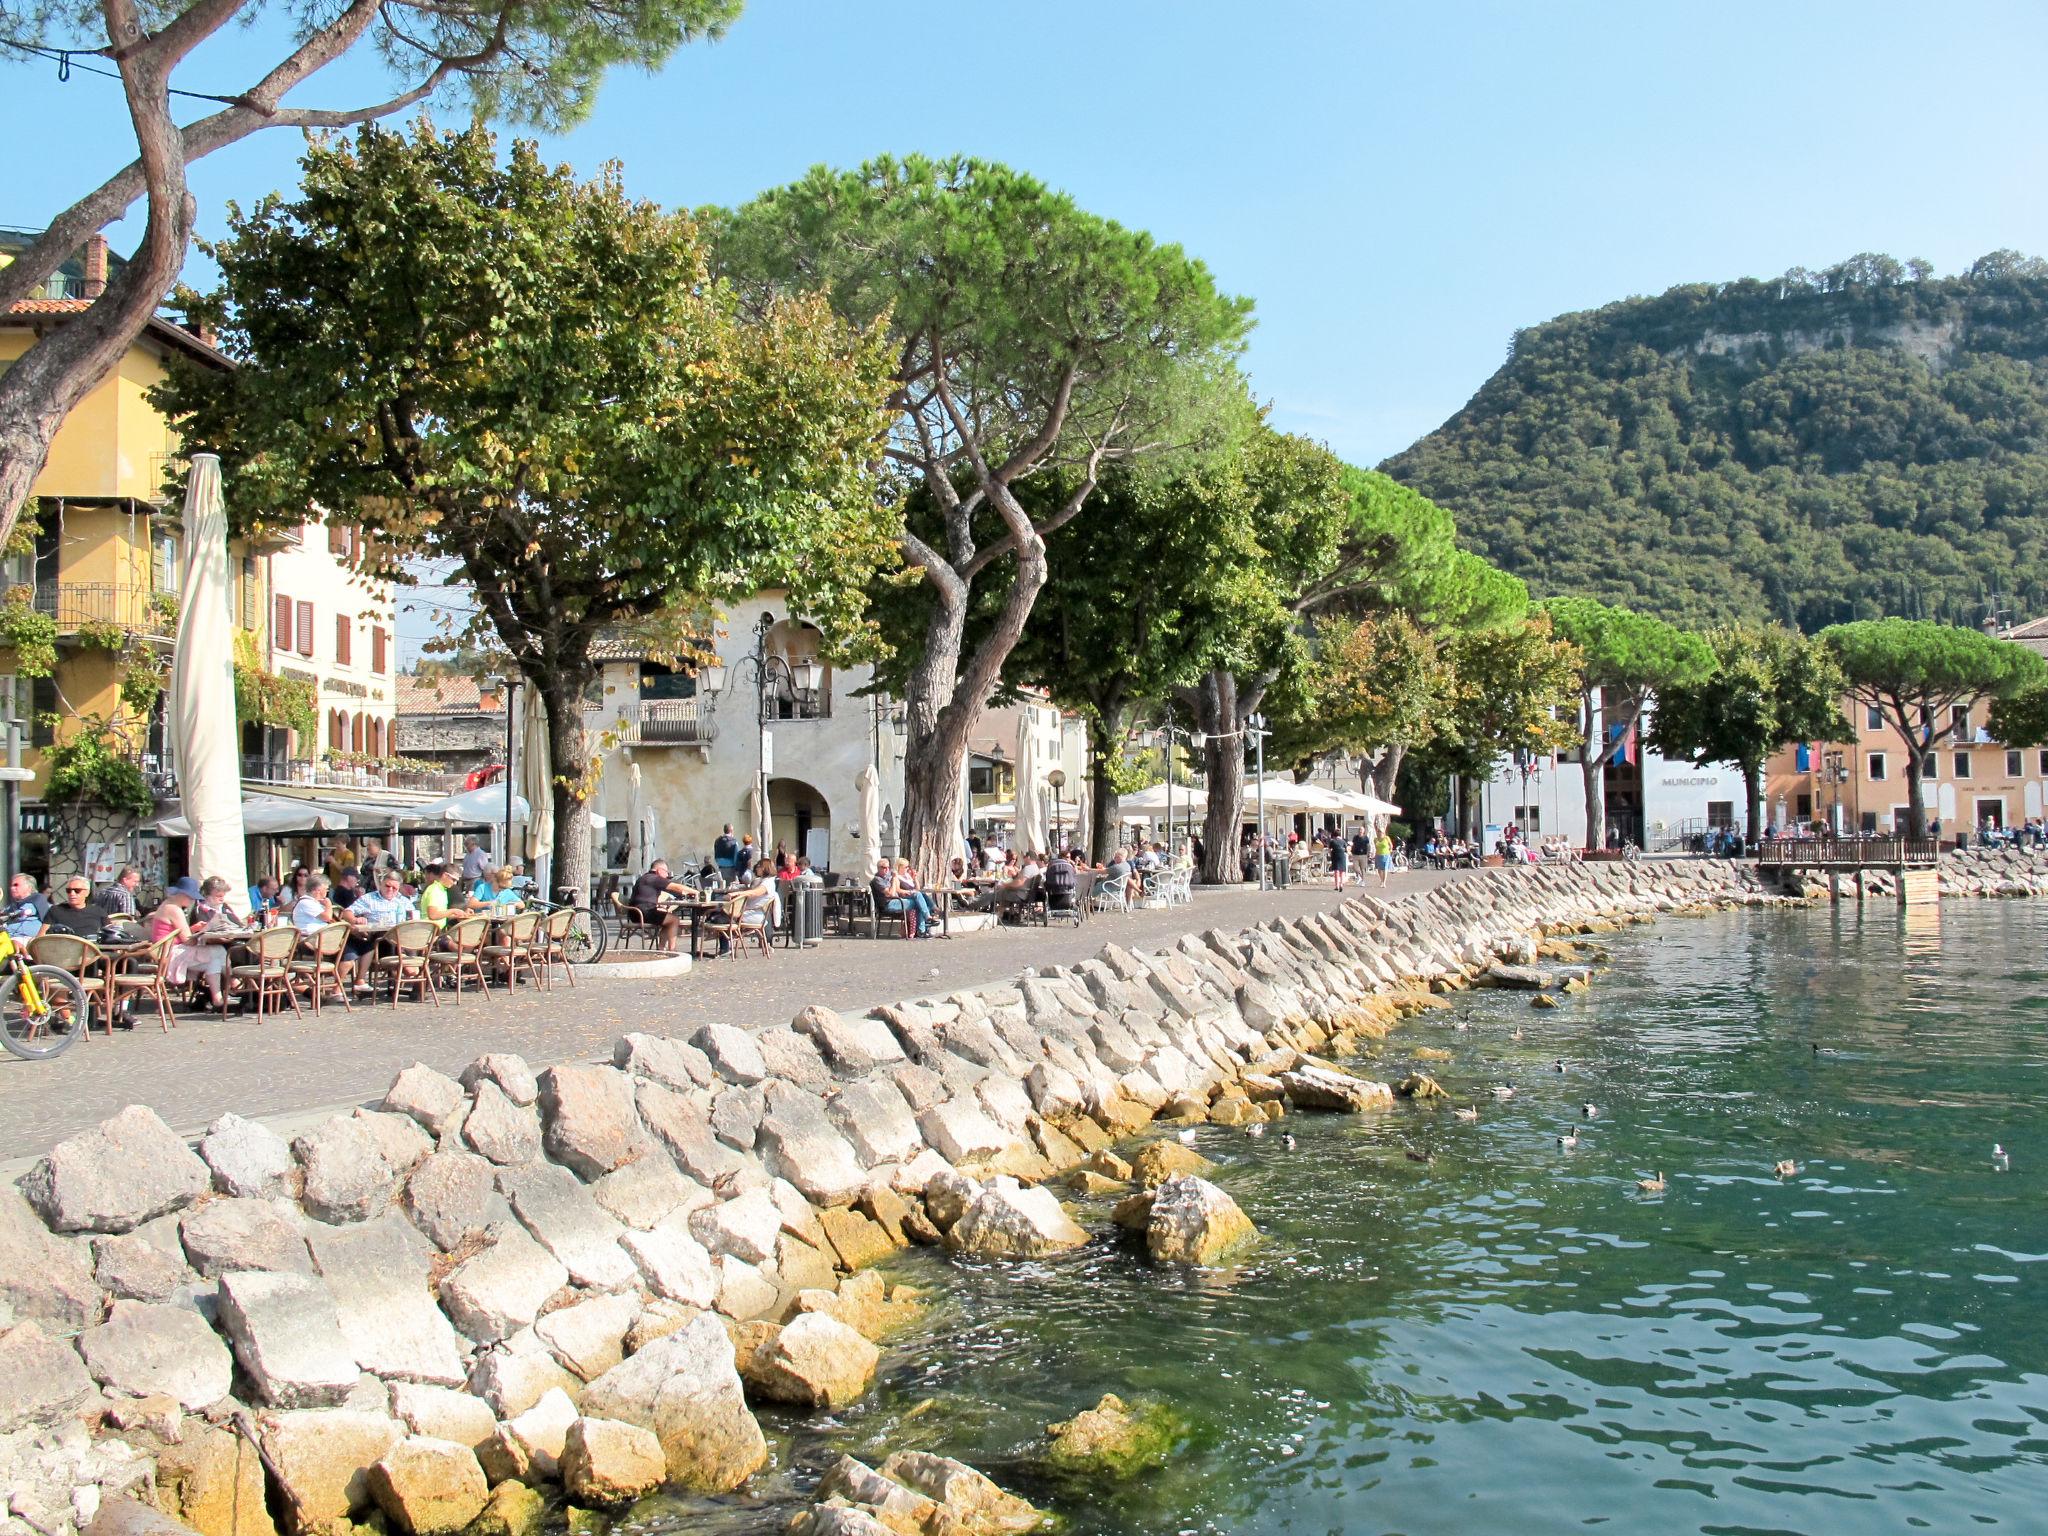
[1756,837,1941,905]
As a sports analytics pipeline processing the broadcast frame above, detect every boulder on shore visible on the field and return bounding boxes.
[558,1416,666,1506]
[742,1313,878,1410]
[1276,1064,1394,1113]
[944,1179,1088,1259]
[366,1436,489,1535]
[1145,1176,1257,1266]
[575,1313,766,1491]
[1045,1392,1181,1478]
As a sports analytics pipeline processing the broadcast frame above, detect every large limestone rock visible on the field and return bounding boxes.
[461,1082,542,1168]
[916,1100,1013,1166]
[558,1417,666,1506]
[816,1207,894,1273]
[79,1300,233,1411]
[1045,1391,1179,1476]
[589,1158,708,1232]
[689,1190,783,1266]
[537,1065,647,1180]
[255,1408,404,1535]
[792,1006,908,1076]
[743,1313,878,1409]
[0,1319,96,1431]
[306,1215,466,1386]
[179,1198,311,1278]
[754,1027,834,1095]
[464,1481,543,1536]
[24,1105,210,1234]
[216,1271,359,1408]
[1276,1064,1394,1114]
[634,1081,746,1186]
[1145,1176,1257,1266]
[692,1023,767,1085]
[142,1419,276,1536]
[534,1292,641,1382]
[614,1032,716,1093]
[877,1451,1043,1534]
[459,1055,538,1107]
[292,1116,402,1224]
[367,1437,488,1535]
[708,1085,764,1151]
[814,1455,953,1534]
[382,1066,468,1138]
[0,1185,101,1327]
[755,1083,867,1207]
[824,1080,925,1168]
[388,1382,497,1453]
[437,1222,570,1345]
[198,1113,296,1200]
[621,1218,719,1308]
[402,1150,503,1252]
[576,1313,766,1490]
[1129,1141,1214,1190]
[496,1162,637,1290]
[466,1338,579,1420]
[945,1179,1088,1259]
[94,1230,193,1303]
[485,1387,577,1482]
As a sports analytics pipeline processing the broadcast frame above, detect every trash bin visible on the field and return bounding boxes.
[1267,852,1290,889]
[787,882,824,946]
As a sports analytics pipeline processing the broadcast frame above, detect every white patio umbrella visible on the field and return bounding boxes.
[518,694,553,864]
[974,801,1016,822]
[627,763,644,872]
[155,793,355,837]
[1248,776,1348,813]
[404,784,531,825]
[167,455,251,917]
[854,762,881,869]
[1119,781,1208,813]
[1335,788,1403,817]
[1014,711,1045,853]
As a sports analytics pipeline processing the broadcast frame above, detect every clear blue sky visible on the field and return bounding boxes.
[7,0,2048,654]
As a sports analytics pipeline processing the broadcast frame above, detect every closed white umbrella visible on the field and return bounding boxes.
[519,694,553,863]
[1014,711,1045,853]
[627,763,644,872]
[168,455,251,917]
[854,762,881,870]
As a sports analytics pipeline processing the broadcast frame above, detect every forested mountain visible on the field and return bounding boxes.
[1383,253,2048,629]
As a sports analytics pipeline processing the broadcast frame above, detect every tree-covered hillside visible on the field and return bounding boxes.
[1383,253,2048,630]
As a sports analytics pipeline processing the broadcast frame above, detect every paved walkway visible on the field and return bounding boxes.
[0,870,1466,1159]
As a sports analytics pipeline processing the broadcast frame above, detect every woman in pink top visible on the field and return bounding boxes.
[149,885,228,1011]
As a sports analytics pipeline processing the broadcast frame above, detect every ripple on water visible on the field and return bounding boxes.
[641,902,2048,1536]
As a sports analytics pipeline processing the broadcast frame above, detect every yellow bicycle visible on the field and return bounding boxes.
[0,929,90,1060]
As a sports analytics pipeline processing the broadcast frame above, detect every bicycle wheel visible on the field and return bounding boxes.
[563,907,607,965]
[1,963,91,1060]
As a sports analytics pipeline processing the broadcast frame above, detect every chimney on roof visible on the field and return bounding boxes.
[83,235,108,300]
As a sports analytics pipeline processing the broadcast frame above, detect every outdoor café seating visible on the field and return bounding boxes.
[429,916,493,1003]
[289,922,354,1014]
[370,920,440,1006]
[230,926,303,1022]
[108,935,176,1032]
[29,933,112,1039]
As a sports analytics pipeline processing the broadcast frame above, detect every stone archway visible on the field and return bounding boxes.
[767,776,831,869]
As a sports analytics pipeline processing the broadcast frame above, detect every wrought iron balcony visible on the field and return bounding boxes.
[33,581,166,634]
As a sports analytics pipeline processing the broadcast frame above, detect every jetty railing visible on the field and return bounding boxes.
[1756,837,1940,867]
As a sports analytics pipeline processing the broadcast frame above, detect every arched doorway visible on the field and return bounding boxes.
[767,777,831,869]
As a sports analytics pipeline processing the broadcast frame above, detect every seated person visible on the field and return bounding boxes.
[629,859,692,953]
[149,884,227,1012]
[870,858,935,937]
[291,875,338,932]
[417,864,459,931]
[2,872,49,941]
[341,869,417,988]
[330,870,365,911]
[791,856,825,886]
[467,866,524,913]
[247,876,282,918]
[989,853,1043,918]
[39,877,108,940]
[192,876,243,931]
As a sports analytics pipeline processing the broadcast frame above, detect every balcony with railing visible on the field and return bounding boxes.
[600,698,718,748]
[240,755,467,793]
[33,581,169,635]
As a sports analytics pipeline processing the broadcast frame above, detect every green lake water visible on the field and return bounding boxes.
[652,899,2048,1535]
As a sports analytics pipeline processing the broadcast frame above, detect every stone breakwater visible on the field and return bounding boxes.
[0,860,1784,1536]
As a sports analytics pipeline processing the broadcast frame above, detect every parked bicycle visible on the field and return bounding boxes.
[527,885,607,966]
[0,929,92,1060]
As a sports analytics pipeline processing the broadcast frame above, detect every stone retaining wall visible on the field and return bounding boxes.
[0,859,1782,1536]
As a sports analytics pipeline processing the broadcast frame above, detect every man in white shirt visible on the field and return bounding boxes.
[350,870,418,928]
[292,875,336,933]
[461,836,491,884]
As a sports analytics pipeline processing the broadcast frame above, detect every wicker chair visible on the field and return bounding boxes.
[608,892,659,951]
[481,911,542,989]
[534,906,579,989]
[428,916,492,1003]
[371,920,439,1006]
[107,934,176,1032]
[289,922,354,1015]
[28,934,110,1039]
[229,926,303,1021]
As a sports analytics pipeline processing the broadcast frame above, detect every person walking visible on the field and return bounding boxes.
[1330,827,1350,890]
[712,824,740,881]
[1374,827,1395,888]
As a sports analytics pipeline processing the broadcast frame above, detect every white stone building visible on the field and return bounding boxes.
[261,514,398,775]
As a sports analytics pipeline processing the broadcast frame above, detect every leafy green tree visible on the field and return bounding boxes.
[0,0,738,554]
[1820,618,2048,837]
[713,155,1252,878]
[1988,684,2048,748]
[156,124,894,896]
[1649,623,1848,841]
[1541,597,1714,850]
[1419,615,1583,840]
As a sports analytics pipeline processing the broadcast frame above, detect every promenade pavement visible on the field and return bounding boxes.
[0,868,1468,1160]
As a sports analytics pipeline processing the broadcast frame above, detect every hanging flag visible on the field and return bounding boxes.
[1795,742,1812,773]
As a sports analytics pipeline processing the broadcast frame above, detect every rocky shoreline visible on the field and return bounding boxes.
[0,859,1811,1536]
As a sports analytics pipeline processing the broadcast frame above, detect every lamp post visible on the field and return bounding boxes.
[698,612,822,859]
[483,673,519,865]
[1155,710,1204,859]
[1823,748,1848,835]
[1247,711,1271,890]
[1048,767,1066,849]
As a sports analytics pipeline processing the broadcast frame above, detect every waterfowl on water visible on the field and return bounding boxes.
[1773,1159,1798,1178]
[1993,1143,2011,1172]
[1582,1103,1599,1119]
[1281,1133,1297,1150]
[1244,1123,1266,1139]
[1491,1084,1516,1100]
[1554,1059,1567,1073]
[1404,1147,1434,1164]
[1455,1105,1479,1122]
[1177,1128,1198,1145]
[1454,1022,1470,1033]
[1559,1130,1581,1150]
[1637,1172,1667,1194]
[1510,1028,1525,1041]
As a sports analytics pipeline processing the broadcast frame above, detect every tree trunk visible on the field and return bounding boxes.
[1459,776,1482,843]
[1087,709,1121,863]
[1904,756,1927,840]
[1742,760,1764,844]
[1194,670,1245,884]
[1581,746,1606,853]
[1372,744,1405,834]
[534,670,592,907]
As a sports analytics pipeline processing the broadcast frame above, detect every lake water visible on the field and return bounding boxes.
[653,899,2048,1535]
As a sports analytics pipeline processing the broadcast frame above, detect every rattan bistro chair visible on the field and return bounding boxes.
[107,934,176,1032]
[535,906,579,989]
[481,911,542,989]
[29,933,110,1039]
[608,892,659,952]
[428,916,492,1004]
[289,922,354,1015]
[371,920,440,1007]
[230,926,303,1022]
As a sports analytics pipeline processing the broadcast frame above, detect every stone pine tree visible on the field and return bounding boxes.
[713,155,1253,878]
[1540,597,1714,852]
[1820,618,2048,838]
[1649,623,1847,842]
[0,0,740,551]
[154,125,894,899]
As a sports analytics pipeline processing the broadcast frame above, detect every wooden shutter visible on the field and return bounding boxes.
[273,593,291,649]
[335,615,351,666]
[372,626,387,674]
[295,601,314,656]
[327,521,347,555]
